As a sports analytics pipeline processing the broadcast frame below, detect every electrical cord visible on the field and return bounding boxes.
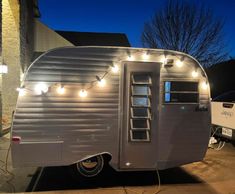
[99,168,161,194]
[209,126,226,151]
[0,143,15,193]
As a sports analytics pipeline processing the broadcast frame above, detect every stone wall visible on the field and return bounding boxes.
[20,0,35,73]
[2,0,21,128]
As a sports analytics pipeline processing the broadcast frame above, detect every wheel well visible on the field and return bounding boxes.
[73,152,112,165]
[101,153,112,164]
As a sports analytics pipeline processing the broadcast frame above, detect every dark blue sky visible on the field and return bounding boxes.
[39,0,235,56]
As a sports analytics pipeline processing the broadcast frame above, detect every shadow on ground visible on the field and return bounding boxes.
[27,165,203,192]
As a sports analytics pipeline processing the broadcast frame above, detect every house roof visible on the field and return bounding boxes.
[206,59,235,98]
[55,31,131,47]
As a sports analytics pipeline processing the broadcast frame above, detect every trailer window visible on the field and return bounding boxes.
[164,81,199,103]
[132,97,150,107]
[132,74,152,84]
[132,86,151,96]
[130,130,150,141]
[131,108,150,118]
[130,73,152,142]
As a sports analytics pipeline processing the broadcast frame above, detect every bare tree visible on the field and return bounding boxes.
[141,0,228,67]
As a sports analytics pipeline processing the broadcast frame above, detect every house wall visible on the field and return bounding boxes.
[0,0,2,131]
[34,20,73,52]
[1,0,21,129]
[20,0,35,73]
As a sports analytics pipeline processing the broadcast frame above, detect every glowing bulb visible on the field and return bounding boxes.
[79,89,87,97]
[111,64,119,73]
[57,86,65,94]
[16,88,26,97]
[176,60,183,68]
[201,82,208,90]
[98,79,106,87]
[160,56,167,64]
[125,162,131,166]
[35,83,48,95]
[142,52,150,60]
[191,70,198,78]
[127,54,134,61]
[0,65,8,74]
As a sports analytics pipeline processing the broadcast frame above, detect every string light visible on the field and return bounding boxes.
[79,89,88,97]
[111,64,119,73]
[35,83,48,95]
[95,76,106,87]
[16,87,26,97]
[127,54,134,61]
[17,50,205,99]
[191,70,198,78]
[160,56,167,64]
[57,86,65,94]
[201,81,208,90]
[142,51,150,60]
[176,60,183,68]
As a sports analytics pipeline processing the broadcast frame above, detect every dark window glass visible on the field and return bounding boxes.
[131,130,148,140]
[170,82,198,92]
[132,108,149,117]
[131,119,149,129]
[213,91,235,102]
[132,74,151,84]
[166,93,198,103]
[164,81,198,103]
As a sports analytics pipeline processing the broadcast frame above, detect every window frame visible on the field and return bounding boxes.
[163,80,199,104]
[130,129,150,142]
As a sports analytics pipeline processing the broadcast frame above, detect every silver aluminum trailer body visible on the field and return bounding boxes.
[11,46,211,171]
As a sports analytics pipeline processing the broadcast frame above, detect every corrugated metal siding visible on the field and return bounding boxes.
[13,47,123,165]
[12,46,210,168]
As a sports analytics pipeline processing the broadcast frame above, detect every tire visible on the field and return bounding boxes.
[74,155,104,178]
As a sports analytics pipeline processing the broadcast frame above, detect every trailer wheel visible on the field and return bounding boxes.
[76,155,104,177]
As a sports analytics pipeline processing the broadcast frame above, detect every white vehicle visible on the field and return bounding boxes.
[211,91,235,142]
[11,46,211,177]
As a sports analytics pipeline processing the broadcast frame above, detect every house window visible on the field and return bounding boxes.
[129,73,152,142]
[164,81,199,103]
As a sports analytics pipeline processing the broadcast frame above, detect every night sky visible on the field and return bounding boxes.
[39,0,235,57]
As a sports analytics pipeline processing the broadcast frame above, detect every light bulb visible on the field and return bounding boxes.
[191,70,198,78]
[16,88,26,97]
[0,65,8,74]
[35,83,48,95]
[57,86,65,94]
[127,54,134,61]
[160,56,167,64]
[98,79,106,87]
[176,60,183,68]
[201,81,208,90]
[142,52,150,60]
[111,64,119,73]
[79,89,87,97]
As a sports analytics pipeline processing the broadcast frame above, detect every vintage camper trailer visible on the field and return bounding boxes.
[11,46,211,177]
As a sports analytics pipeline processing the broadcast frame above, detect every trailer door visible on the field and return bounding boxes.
[120,62,160,169]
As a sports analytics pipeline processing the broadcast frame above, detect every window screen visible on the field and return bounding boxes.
[132,97,150,107]
[132,74,151,84]
[132,86,150,96]
[164,81,198,103]
[130,73,152,142]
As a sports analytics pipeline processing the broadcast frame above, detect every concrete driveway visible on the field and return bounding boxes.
[0,133,235,194]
